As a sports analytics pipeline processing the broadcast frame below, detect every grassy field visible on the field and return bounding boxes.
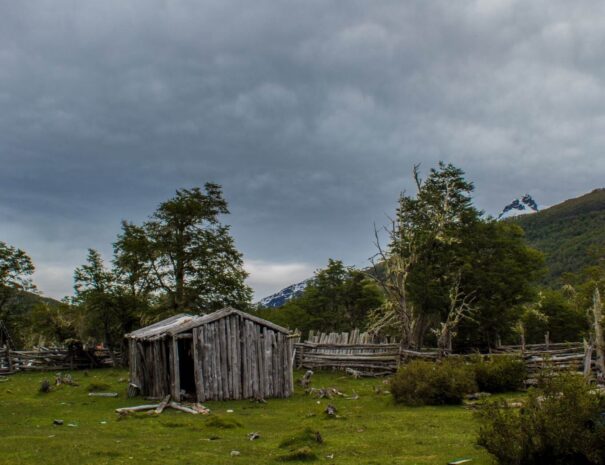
[0,368,499,465]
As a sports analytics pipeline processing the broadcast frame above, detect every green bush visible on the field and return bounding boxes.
[473,356,526,393]
[477,374,605,465]
[390,359,477,406]
[205,415,242,429]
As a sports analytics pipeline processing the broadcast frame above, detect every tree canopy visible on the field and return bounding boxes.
[370,162,544,349]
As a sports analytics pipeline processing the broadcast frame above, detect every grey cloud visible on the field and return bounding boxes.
[2,0,605,298]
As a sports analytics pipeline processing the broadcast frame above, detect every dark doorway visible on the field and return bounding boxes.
[178,338,196,399]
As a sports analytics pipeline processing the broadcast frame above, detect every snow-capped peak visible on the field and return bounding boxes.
[257,280,309,308]
[498,194,539,219]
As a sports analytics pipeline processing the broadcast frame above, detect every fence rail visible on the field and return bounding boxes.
[0,347,116,374]
[294,330,595,379]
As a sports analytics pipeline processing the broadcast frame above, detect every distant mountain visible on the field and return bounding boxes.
[513,188,605,283]
[499,194,539,219]
[257,280,309,308]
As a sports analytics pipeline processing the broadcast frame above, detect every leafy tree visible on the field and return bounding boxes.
[520,289,586,344]
[114,185,252,314]
[26,300,80,347]
[0,241,36,346]
[454,221,544,348]
[370,163,544,350]
[257,259,383,334]
[74,249,137,360]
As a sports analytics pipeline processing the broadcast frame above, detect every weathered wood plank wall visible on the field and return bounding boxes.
[189,314,292,401]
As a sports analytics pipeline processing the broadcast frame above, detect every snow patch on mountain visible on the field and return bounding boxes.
[498,194,539,219]
[257,280,309,308]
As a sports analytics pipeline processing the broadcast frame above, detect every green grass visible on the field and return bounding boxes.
[0,369,497,465]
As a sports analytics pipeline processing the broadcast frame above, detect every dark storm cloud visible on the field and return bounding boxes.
[2,0,605,298]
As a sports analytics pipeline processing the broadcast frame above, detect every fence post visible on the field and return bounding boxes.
[5,346,12,373]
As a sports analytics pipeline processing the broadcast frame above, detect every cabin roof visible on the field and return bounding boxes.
[125,313,197,340]
[167,307,290,336]
[126,307,290,341]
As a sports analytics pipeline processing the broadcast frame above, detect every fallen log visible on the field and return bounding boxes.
[168,401,199,415]
[116,404,159,413]
[154,395,171,414]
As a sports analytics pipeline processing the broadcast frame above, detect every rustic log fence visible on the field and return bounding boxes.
[294,330,595,379]
[0,346,115,375]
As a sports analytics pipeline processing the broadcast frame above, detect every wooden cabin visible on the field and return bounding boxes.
[126,307,293,401]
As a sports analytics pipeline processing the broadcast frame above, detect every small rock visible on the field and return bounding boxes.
[325,404,337,417]
[40,380,51,393]
[53,419,64,426]
[230,450,240,457]
[226,409,234,413]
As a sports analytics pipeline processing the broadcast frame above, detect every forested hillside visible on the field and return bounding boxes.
[514,188,605,284]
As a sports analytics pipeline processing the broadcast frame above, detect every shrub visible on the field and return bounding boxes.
[205,415,242,429]
[279,428,323,449]
[276,446,318,462]
[473,356,526,393]
[477,374,605,465]
[390,359,477,406]
[277,428,323,462]
[87,382,111,392]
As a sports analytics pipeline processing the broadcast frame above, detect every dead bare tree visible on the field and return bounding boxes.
[433,275,475,355]
[368,222,421,349]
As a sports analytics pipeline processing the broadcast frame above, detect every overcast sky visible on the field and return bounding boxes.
[2,0,605,300]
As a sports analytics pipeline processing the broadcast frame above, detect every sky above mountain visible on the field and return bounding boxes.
[2,1,605,300]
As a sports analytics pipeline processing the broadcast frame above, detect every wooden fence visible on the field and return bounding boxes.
[295,330,400,374]
[0,346,115,375]
[294,331,594,378]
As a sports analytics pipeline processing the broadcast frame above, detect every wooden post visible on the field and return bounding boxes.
[172,337,181,401]
[545,332,550,351]
[592,288,605,375]
[5,346,12,373]
[584,338,594,378]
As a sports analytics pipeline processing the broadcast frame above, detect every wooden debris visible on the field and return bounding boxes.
[169,401,199,415]
[448,459,472,465]
[116,404,160,414]
[248,432,260,440]
[299,370,314,388]
[55,373,78,386]
[192,403,211,414]
[89,392,118,397]
[465,392,491,401]
[127,383,140,398]
[154,395,171,414]
[307,387,345,399]
[324,404,337,417]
